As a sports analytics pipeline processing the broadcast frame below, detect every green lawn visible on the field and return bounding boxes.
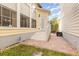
[0,44,71,56]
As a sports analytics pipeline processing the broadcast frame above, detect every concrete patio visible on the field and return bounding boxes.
[21,33,78,55]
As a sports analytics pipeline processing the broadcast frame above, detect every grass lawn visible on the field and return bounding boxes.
[0,44,71,56]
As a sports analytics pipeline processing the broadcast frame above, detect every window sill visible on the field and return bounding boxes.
[0,27,37,29]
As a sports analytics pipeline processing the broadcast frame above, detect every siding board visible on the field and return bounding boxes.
[60,3,79,37]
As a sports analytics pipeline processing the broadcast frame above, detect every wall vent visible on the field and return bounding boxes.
[18,37,21,42]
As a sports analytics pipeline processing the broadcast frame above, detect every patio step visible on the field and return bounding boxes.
[31,31,48,41]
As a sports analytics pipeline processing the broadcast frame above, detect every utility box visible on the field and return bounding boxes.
[56,32,63,37]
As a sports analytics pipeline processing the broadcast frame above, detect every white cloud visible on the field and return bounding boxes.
[50,6,60,12]
[46,6,50,9]
[49,11,61,20]
[47,4,60,20]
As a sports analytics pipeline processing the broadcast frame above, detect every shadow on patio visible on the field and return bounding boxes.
[21,33,78,55]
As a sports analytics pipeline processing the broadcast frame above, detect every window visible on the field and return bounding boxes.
[31,19,36,28]
[2,7,10,17]
[2,17,11,26]
[11,11,16,18]
[0,6,1,16]
[20,14,30,27]
[2,7,11,26]
[0,5,17,27]
[26,17,30,27]
[20,15,26,27]
[11,11,17,27]
[0,16,1,26]
[0,6,1,26]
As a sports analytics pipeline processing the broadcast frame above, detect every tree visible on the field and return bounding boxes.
[50,17,59,33]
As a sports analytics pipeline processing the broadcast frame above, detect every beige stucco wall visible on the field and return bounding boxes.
[0,4,50,49]
[20,3,30,17]
[31,3,36,20]
[1,3,17,11]
[60,3,79,36]
[1,3,30,18]
[36,8,49,30]
[0,3,49,36]
[0,3,38,36]
[0,28,39,37]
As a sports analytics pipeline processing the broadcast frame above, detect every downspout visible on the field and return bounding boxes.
[30,4,32,28]
[17,3,20,28]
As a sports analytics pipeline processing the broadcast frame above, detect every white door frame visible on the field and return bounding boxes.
[40,16,45,31]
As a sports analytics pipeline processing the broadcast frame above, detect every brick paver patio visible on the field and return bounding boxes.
[21,33,78,55]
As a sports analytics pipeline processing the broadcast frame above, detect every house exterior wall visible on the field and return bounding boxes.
[1,3,17,11]
[0,3,39,49]
[0,3,39,36]
[0,3,50,49]
[60,3,79,50]
[20,3,30,17]
[0,32,35,49]
[30,8,51,41]
[0,28,38,36]
[31,3,36,20]
[1,3,30,17]
[36,8,49,30]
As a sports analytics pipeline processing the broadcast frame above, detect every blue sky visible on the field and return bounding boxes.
[40,3,60,20]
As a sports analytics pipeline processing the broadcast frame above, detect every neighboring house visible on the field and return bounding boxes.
[60,3,79,51]
[0,3,50,49]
